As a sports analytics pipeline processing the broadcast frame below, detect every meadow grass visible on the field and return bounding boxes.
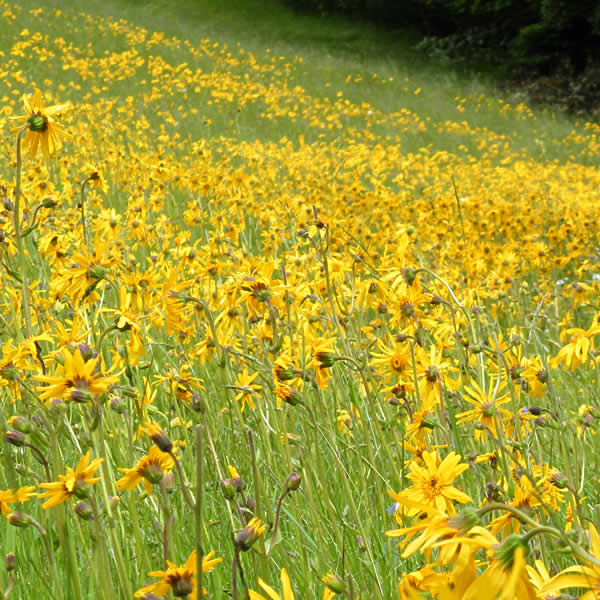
[0,0,599,599]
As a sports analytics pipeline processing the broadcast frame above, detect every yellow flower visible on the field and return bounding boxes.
[134,550,221,598]
[455,379,512,441]
[370,338,411,383]
[309,337,337,390]
[38,451,104,509]
[10,88,71,159]
[33,347,120,405]
[115,446,175,496]
[235,517,267,551]
[390,450,471,516]
[550,322,600,371]
[231,368,261,412]
[0,486,36,515]
[249,568,295,600]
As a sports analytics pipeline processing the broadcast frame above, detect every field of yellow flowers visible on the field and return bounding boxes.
[1,0,600,598]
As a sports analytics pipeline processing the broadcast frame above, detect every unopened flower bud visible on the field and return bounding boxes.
[220,479,237,500]
[402,268,417,285]
[6,430,26,447]
[7,513,32,528]
[191,393,206,414]
[42,197,58,208]
[8,416,34,434]
[148,427,173,453]
[73,479,91,499]
[161,472,175,491]
[285,472,301,492]
[356,536,367,553]
[77,343,97,361]
[314,351,335,369]
[4,553,15,572]
[70,389,94,404]
[74,502,94,521]
[448,507,481,533]
[109,396,127,414]
[119,385,139,399]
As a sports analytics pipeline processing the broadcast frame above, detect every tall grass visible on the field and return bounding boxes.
[0,0,598,599]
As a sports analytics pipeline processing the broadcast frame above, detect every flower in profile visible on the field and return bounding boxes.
[134,550,221,598]
[115,446,175,496]
[309,337,337,390]
[38,451,103,508]
[459,534,535,600]
[0,486,36,515]
[102,289,146,365]
[321,572,345,598]
[10,88,71,159]
[82,163,106,193]
[249,568,295,600]
[141,422,173,453]
[235,517,267,551]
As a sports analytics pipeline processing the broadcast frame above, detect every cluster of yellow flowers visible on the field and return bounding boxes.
[1,1,600,598]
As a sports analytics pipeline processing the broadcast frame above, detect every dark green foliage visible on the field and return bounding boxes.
[283,0,600,81]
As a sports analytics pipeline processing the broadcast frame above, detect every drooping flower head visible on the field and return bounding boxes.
[10,88,71,159]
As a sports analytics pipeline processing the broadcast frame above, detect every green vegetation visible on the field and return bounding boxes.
[0,0,599,599]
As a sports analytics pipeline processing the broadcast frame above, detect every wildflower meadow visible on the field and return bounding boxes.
[1,0,600,598]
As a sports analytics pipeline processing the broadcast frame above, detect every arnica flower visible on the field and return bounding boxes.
[134,550,221,598]
[232,368,261,412]
[249,568,295,600]
[10,88,71,159]
[389,450,471,516]
[142,422,173,453]
[38,451,104,509]
[235,517,267,551]
[309,337,337,390]
[115,446,175,496]
[0,486,36,515]
[34,347,119,406]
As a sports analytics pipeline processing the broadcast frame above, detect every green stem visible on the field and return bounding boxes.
[14,124,32,339]
[80,178,92,253]
[169,450,196,510]
[195,425,204,600]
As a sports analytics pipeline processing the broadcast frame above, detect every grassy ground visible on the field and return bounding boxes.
[0,0,599,599]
